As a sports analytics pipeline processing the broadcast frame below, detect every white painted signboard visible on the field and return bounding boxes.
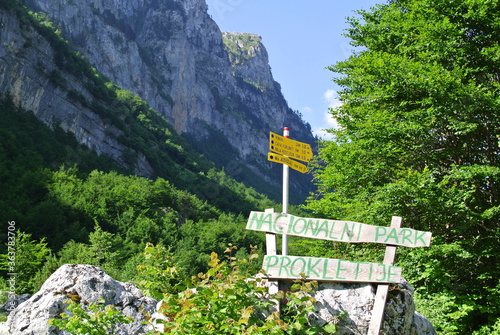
[247,207,432,334]
[262,255,402,283]
[246,211,432,248]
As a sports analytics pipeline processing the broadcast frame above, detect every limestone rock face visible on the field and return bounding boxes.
[0,294,31,315]
[0,7,155,178]
[15,0,315,202]
[223,32,275,91]
[0,264,157,335]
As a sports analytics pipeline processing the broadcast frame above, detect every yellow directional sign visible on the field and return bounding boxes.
[268,152,308,173]
[269,132,313,162]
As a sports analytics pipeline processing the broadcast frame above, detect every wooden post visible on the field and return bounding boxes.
[368,216,402,335]
[264,208,279,296]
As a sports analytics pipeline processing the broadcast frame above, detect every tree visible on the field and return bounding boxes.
[88,224,120,269]
[0,231,51,294]
[307,1,500,333]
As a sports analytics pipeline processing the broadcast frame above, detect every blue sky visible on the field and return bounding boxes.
[206,0,384,139]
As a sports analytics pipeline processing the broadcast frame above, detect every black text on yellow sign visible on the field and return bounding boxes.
[267,152,308,173]
[269,132,312,162]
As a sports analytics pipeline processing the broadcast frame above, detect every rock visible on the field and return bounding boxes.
[149,301,170,333]
[0,264,157,335]
[0,7,154,178]
[280,279,437,335]
[0,294,31,314]
[223,32,275,91]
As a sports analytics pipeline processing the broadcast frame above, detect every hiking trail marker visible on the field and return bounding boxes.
[269,131,313,162]
[267,152,307,173]
[267,127,313,255]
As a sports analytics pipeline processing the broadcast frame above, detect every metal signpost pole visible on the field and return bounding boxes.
[282,127,289,255]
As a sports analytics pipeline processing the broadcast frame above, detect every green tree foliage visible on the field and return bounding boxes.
[307,0,500,333]
[48,245,339,334]
[134,243,184,301]
[0,94,126,249]
[1,0,279,308]
[175,213,264,276]
[0,231,50,294]
[0,93,270,293]
[4,2,277,215]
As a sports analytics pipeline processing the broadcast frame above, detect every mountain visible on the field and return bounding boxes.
[3,0,315,203]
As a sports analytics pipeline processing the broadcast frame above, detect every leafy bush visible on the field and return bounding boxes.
[0,231,50,294]
[155,245,338,334]
[49,299,133,335]
[134,243,184,301]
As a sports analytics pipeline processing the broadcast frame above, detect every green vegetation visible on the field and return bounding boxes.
[3,0,275,213]
[158,246,338,334]
[48,299,133,335]
[0,92,274,290]
[0,1,294,310]
[49,245,340,334]
[10,0,499,333]
[0,0,280,295]
[0,231,50,294]
[306,0,500,333]
[223,33,262,61]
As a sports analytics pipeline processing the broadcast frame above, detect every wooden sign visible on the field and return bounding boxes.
[267,152,308,173]
[249,208,432,334]
[269,132,313,162]
[262,255,402,283]
[246,211,432,248]
[369,216,401,334]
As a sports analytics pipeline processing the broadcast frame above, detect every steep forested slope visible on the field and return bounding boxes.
[17,0,316,203]
[0,0,283,295]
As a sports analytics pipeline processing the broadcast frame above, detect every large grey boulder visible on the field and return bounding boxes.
[290,279,436,335]
[0,264,157,335]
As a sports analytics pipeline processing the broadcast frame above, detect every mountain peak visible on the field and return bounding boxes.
[222,32,274,91]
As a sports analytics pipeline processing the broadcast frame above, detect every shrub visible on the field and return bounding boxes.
[155,245,338,334]
[49,299,133,335]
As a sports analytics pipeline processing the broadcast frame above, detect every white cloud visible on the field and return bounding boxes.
[323,89,342,109]
[313,126,333,140]
[324,111,338,128]
[313,112,337,140]
[311,90,342,140]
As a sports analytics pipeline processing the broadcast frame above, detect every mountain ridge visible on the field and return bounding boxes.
[2,0,315,203]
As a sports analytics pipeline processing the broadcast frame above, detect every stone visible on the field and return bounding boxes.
[0,264,157,335]
[0,264,436,335]
[0,294,31,314]
[280,279,436,335]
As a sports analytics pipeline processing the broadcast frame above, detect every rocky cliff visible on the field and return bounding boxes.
[0,3,155,177]
[7,0,315,202]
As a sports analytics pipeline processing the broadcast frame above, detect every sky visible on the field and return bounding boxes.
[206,0,384,139]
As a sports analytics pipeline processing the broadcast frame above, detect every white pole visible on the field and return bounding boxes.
[282,127,290,255]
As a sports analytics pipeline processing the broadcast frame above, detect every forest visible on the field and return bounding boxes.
[304,0,500,333]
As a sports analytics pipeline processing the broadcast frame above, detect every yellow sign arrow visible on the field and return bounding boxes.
[269,132,313,162]
[268,152,308,173]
